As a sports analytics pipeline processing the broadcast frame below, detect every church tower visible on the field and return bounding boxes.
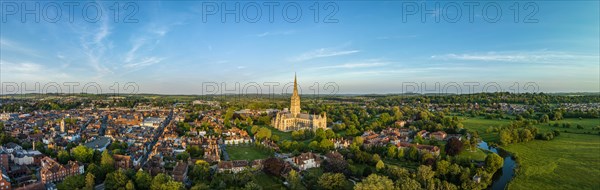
[60,119,65,133]
[290,73,301,116]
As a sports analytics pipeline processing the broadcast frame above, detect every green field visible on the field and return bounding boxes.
[456,148,490,162]
[254,172,286,190]
[536,118,600,135]
[460,116,511,142]
[504,133,600,189]
[226,145,272,161]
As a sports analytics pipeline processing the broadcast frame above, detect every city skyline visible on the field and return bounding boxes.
[1,1,599,94]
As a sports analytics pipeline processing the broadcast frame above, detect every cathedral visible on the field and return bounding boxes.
[272,74,327,132]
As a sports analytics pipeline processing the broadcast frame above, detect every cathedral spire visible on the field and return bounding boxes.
[290,73,301,116]
[293,72,298,96]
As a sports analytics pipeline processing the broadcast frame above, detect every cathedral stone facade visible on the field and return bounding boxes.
[272,74,327,132]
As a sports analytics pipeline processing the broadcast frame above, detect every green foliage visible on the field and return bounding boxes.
[255,127,272,141]
[485,153,504,173]
[58,150,71,164]
[100,151,115,171]
[57,175,85,190]
[85,173,95,190]
[445,137,463,156]
[105,170,129,190]
[134,170,152,190]
[318,173,347,190]
[189,160,210,182]
[354,174,395,190]
[176,152,190,160]
[416,165,435,186]
[71,145,94,163]
[287,170,303,190]
[126,180,135,190]
[375,160,385,171]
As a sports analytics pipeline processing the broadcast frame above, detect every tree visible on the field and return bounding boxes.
[105,170,129,190]
[387,145,397,158]
[553,111,563,121]
[322,152,349,175]
[58,150,71,164]
[57,175,85,190]
[287,170,302,190]
[176,152,190,161]
[245,117,254,126]
[435,160,450,177]
[372,154,381,163]
[308,141,319,151]
[485,153,504,173]
[319,139,334,151]
[263,157,285,176]
[318,173,347,190]
[134,170,152,190]
[445,137,463,156]
[162,181,184,190]
[397,178,421,190]
[126,180,135,190]
[271,135,280,142]
[407,146,419,161]
[191,183,211,190]
[189,160,210,182]
[540,114,550,123]
[416,165,435,187]
[353,136,364,146]
[243,181,262,190]
[71,145,94,163]
[85,173,95,190]
[499,129,513,145]
[376,160,385,171]
[251,125,260,134]
[255,127,272,140]
[354,174,395,190]
[151,173,170,190]
[397,148,405,159]
[101,151,115,169]
[520,129,534,142]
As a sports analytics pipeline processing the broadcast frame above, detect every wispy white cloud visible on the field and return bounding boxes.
[313,60,390,69]
[78,10,113,78]
[290,48,360,62]
[256,30,295,37]
[376,35,418,40]
[0,59,72,81]
[237,66,246,69]
[123,22,175,71]
[431,51,599,64]
[0,60,43,73]
[0,38,39,56]
[124,57,165,68]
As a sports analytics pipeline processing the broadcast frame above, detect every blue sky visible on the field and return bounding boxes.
[1,1,598,94]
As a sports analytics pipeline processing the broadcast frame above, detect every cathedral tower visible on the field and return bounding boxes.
[290,73,301,116]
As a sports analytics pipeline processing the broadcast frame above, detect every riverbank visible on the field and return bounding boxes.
[478,141,517,190]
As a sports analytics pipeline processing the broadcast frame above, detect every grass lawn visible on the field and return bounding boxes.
[504,133,600,190]
[262,125,294,141]
[383,158,421,170]
[456,148,489,162]
[254,172,286,190]
[226,145,272,161]
[460,116,511,142]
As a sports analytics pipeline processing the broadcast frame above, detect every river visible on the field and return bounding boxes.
[478,141,517,190]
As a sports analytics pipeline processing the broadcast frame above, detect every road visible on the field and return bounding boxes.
[220,144,230,161]
[139,109,173,167]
